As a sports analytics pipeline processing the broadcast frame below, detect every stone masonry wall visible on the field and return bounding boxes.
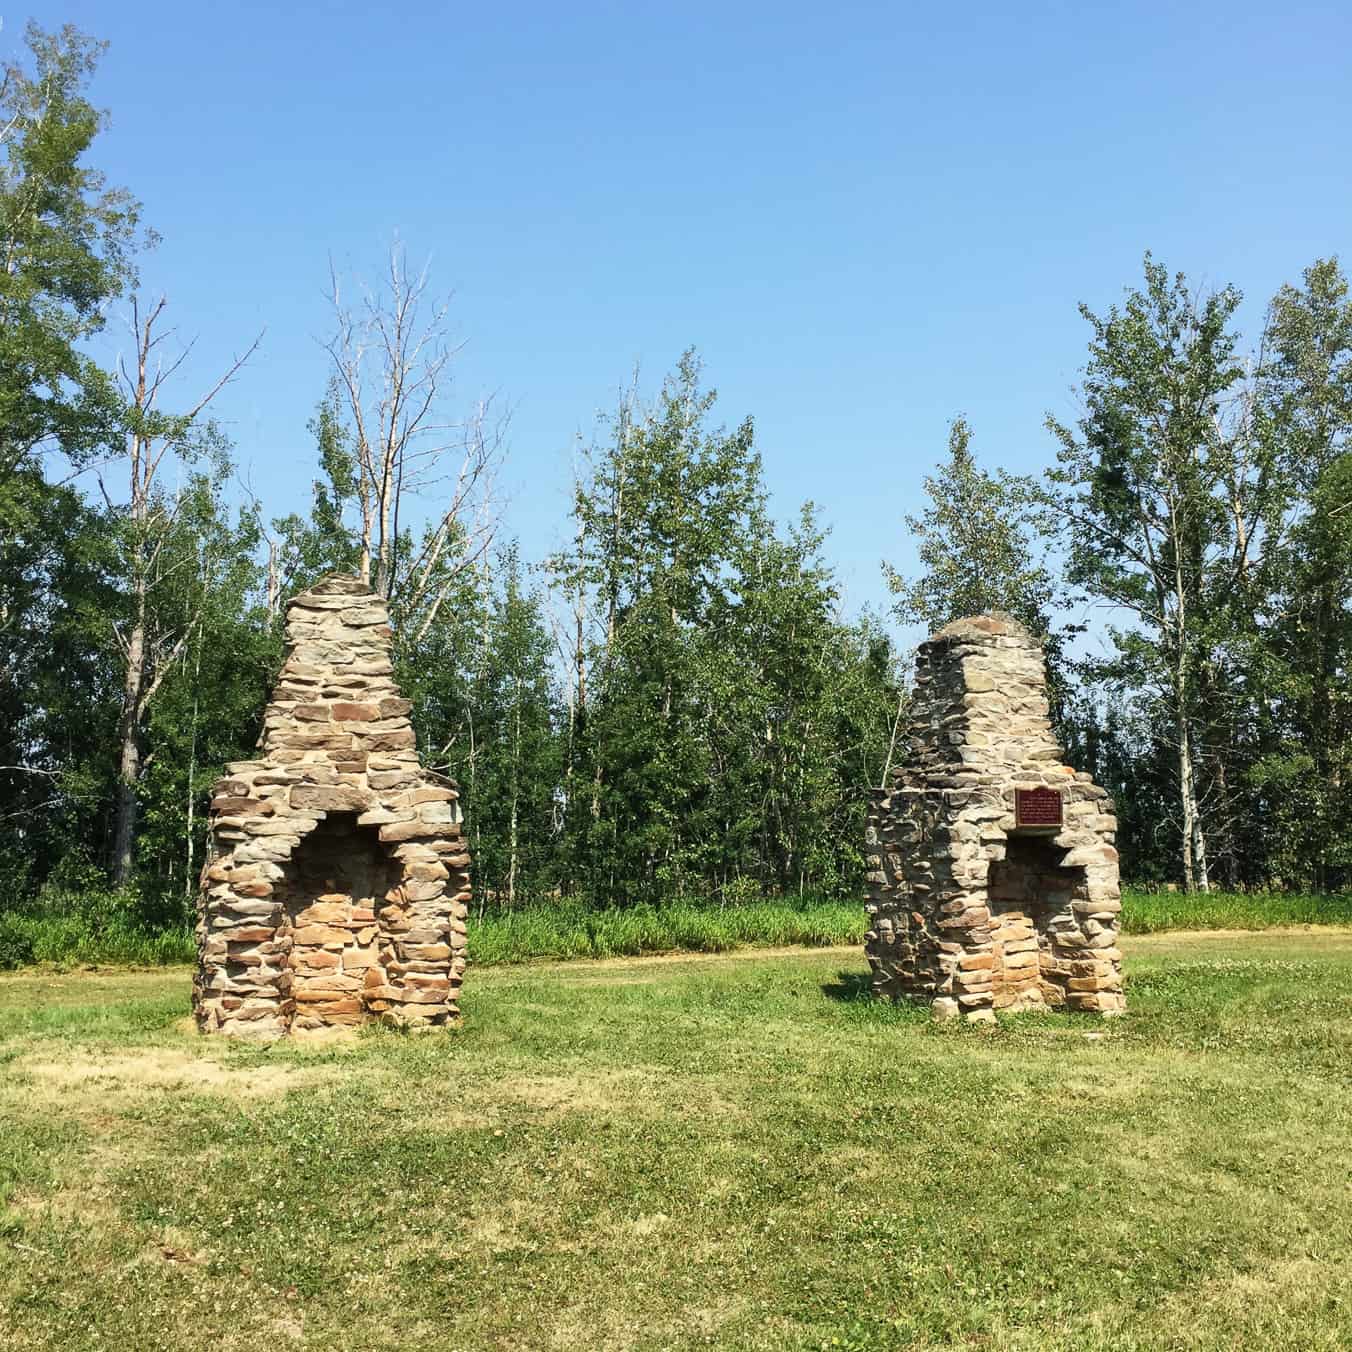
[193,574,471,1037]
[864,615,1124,1021]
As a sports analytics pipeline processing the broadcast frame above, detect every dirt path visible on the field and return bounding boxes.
[480,927,1352,981]
[1125,924,1352,944]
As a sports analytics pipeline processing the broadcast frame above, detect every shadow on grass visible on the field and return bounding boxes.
[820,970,875,1003]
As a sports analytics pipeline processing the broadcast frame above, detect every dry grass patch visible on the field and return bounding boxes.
[16,1048,333,1100]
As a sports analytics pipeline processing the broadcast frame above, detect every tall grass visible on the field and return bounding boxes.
[467,897,863,965]
[3,887,1350,971]
[1120,887,1352,934]
[0,912,195,969]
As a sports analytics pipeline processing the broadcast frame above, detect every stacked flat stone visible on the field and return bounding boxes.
[193,574,471,1037]
[864,614,1123,1021]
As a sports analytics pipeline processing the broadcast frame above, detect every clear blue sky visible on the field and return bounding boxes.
[21,0,1352,635]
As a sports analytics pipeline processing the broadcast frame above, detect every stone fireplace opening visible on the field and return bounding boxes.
[987,835,1087,1012]
[864,614,1124,1021]
[281,815,395,1030]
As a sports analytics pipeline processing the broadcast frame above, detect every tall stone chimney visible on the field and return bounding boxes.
[865,615,1124,1021]
[193,574,471,1037]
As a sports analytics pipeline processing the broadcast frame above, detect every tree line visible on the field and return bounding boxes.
[2,24,1348,933]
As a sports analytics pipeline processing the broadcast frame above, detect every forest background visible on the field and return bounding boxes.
[2,22,1349,959]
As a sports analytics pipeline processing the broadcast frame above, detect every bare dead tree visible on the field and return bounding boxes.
[324,245,505,635]
[107,296,260,885]
[234,468,286,621]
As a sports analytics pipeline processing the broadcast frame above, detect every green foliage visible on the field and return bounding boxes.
[883,414,1081,738]
[0,468,121,883]
[1051,256,1352,892]
[1047,255,1266,890]
[13,883,1352,972]
[0,22,141,471]
[267,383,364,591]
[412,545,562,908]
[0,869,193,967]
[0,22,138,895]
[0,917,34,970]
[1246,259,1352,889]
[0,910,193,968]
[132,487,277,916]
[556,354,899,906]
[885,415,1057,635]
[1121,887,1352,934]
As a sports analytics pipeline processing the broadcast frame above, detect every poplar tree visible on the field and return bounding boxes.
[0,24,139,874]
[455,547,559,909]
[727,504,899,895]
[557,354,898,904]
[1047,256,1260,891]
[0,22,139,473]
[1253,258,1352,888]
[559,352,764,902]
[884,416,1056,636]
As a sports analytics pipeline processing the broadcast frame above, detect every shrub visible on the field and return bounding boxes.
[0,917,35,971]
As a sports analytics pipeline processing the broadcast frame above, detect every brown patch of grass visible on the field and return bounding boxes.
[15,1048,331,1099]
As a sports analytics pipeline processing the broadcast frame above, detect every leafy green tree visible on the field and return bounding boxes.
[134,485,272,919]
[1047,255,1265,891]
[1250,259,1352,888]
[443,548,560,909]
[557,353,764,903]
[265,385,365,613]
[0,479,120,895]
[885,416,1057,636]
[556,355,898,904]
[720,504,900,895]
[0,22,141,896]
[1061,689,1178,883]
[884,414,1082,745]
[0,21,141,474]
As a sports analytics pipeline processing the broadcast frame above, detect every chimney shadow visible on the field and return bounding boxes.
[820,970,876,1003]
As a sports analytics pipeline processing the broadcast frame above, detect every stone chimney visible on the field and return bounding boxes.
[193,574,471,1037]
[865,614,1124,1021]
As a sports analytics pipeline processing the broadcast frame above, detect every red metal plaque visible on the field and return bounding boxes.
[1015,787,1063,829]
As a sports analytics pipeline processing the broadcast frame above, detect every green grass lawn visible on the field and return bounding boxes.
[3,932,1352,1350]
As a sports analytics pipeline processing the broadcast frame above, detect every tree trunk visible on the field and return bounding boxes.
[1178,716,1208,892]
[1312,580,1335,892]
[1193,821,1210,890]
[266,538,281,619]
[112,603,146,886]
[184,608,206,897]
[107,297,257,888]
[1171,567,1208,892]
[508,690,521,909]
[375,468,393,598]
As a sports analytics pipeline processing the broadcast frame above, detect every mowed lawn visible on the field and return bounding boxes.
[3,933,1352,1351]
